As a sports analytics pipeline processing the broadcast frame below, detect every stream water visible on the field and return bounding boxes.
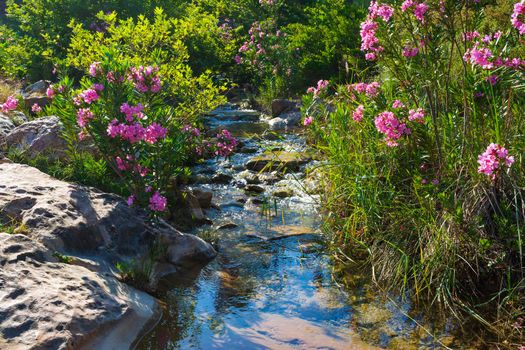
[137,104,470,350]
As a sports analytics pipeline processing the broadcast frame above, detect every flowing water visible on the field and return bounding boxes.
[137,104,471,350]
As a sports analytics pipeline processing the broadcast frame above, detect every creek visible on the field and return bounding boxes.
[137,103,467,350]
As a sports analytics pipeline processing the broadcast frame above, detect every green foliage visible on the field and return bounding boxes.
[285,0,366,89]
[64,8,226,122]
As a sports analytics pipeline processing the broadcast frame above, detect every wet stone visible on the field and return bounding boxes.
[211,172,233,184]
[246,151,311,173]
[245,184,265,193]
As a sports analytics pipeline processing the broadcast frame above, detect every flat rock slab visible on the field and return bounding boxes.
[246,151,311,172]
[0,234,160,350]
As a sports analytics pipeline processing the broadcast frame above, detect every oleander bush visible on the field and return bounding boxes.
[303,0,525,343]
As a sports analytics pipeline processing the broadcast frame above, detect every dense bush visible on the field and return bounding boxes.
[304,0,525,342]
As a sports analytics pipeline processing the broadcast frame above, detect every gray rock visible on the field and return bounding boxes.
[267,111,302,130]
[5,116,67,159]
[0,114,15,143]
[192,188,213,209]
[271,99,299,117]
[22,80,51,110]
[212,172,233,184]
[0,234,161,350]
[273,188,294,198]
[237,170,261,184]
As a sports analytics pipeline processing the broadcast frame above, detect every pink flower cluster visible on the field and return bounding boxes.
[215,129,237,157]
[348,81,381,98]
[463,32,525,70]
[408,108,425,123]
[403,46,419,58]
[374,111,412,147]
[368,1,394,22]
[149,191,168,212]
[89,62,101,77]
[512,1,525,34]
[237,21,285,69]
[31,103,42,113]
[129,66,161,93]
[120,103,144,122]
[360,20,382,61]
[477,143,515,180]
[1,96,18,113]
[303,115,313,126]
[107,120,167,145]
[78,89,99,104]
[353,105,365,122]
[77,108,94,127]
[401,1,429,23]
[306,80,329,96]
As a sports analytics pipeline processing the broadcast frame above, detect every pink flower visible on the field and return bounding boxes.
[408,108,425,123]
[403,46,419,57]
[486,74,498,86]
[89,62,101,77]
[512,1,525,35]
[374,111,411,146]
[144,123,167,144]
[304,116,313,126]
[431,179,439,185]
[127,195,136,206]
[46,87,55,98]
[349,82,381,98]
[306,80,329,97]
[1,95,18,113]
[92,83,104,91]
[120,103,144,122]
[392,100,405,109]
[414,3,429,23]
[215,129,237,157]
[79,89,99,104]
[76,108,94,127]
[477,143,515,180]
[115,156,129,171]
[401,0,416,11]
[149,191,167,212]
[353,105,364,122]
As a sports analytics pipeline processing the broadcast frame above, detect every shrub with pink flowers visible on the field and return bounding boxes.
[302,0,525,341]
[47,58,235,215]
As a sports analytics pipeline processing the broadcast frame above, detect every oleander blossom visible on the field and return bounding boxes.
[348,82,381,98]
[1,95,18,113]
[401,1,429,23]
[306,80,329,97]
[353,105,365,122]
[392,100,405,109]
[144,123,168,144]
[374,111,411,147]
[512,1,525,35]
[215,129,237,157]
[129,66,162,93]
[477,143,515,180]
[408,108,425,123]
[31,103,42,113]
[46,86,55,98]
[77,108,94,128]
[149,191,167,212]
[120,103,144,122]
[89,62,101,77]
[403,46,419,57]
[304,116,313,126]
[78,89,99,104]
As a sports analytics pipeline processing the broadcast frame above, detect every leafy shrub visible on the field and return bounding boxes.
[64,8,226,123]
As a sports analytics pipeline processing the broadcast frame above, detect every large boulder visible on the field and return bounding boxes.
[271,99,299,117]
[5,116,67,159]
[0,163,216,264]
[0,234,160,350]
[0,163,217,348]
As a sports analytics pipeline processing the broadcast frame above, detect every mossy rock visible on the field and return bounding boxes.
[246,151,311,172]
